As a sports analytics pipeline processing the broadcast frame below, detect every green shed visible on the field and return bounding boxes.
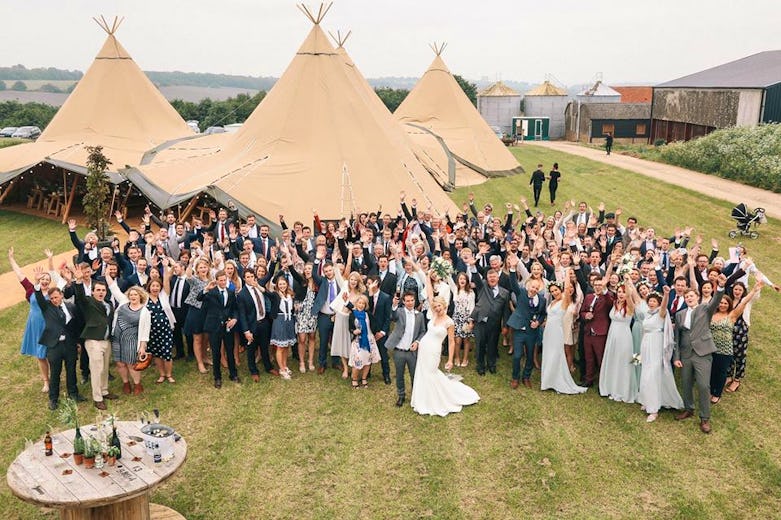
[512,116,550,141]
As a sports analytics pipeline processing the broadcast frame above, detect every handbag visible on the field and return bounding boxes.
[132,352,152,371]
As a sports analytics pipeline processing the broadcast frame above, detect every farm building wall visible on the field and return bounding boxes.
[651,88,763,128]
[523,96,569,139]
[762,83,781,123]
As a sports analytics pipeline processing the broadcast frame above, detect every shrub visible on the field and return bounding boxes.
[655,124,781,193]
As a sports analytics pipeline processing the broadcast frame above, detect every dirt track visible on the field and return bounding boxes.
[525,140,781,220]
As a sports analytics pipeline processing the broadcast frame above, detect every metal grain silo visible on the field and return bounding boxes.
[477,81,522,135]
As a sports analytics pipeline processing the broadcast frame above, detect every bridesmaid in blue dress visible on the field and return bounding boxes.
[9,248,50,393]
[599,279,639,403]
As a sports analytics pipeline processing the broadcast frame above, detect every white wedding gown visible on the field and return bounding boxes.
[540,301,587,394]
[411,318,480,417]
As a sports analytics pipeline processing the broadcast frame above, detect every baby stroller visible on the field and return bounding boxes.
[729,203,766,239]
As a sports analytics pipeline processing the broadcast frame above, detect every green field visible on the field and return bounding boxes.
[0,80,76,91]
[0,209,87,274]
[0,138,26,149]
[1,146,780,519]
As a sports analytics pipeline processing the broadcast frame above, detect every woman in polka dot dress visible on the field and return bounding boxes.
[146,265,176,384]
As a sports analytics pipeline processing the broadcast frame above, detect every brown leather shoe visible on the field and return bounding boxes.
[700,420,712,434]
[103,393,119,400]
[251,374,260,383]
[510,379,519,389]
[133,383,143,395]
[94,400,107,410]
[523,379,532,389]
[122,382,131,394]
[317,367,325,375]
[269,369,280,376]
[675,410,694,421]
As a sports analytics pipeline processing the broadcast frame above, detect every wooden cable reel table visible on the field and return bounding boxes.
[7,421,187,519]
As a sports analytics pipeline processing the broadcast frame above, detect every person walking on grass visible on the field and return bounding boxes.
[530,164,546,207]
[605,132,614,155]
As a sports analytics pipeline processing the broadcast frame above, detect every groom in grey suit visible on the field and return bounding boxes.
[673,274,726,434]
[386,291,427,407]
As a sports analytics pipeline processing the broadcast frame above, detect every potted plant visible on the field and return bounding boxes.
[58,398,83,465]
[107,445,120,466]
[83,436,98,469]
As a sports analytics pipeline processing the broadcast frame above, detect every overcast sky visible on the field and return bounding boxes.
[1,0,780,87]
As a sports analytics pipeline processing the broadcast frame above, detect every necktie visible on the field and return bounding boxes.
[252,287,265,320]
[57,305,66,322]
[221,290,227,306]
[328,280,336,302]
[662,252,668,269]
[219,223,225,243]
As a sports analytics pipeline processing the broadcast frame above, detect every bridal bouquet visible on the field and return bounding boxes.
[617,253,635,277]
[431,256,454,279]
[631,353,642,366]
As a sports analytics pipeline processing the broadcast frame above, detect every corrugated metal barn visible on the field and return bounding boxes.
[651,50,781,142]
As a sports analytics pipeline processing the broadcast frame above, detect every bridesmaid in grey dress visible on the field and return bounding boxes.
[107,277,151,396]
[637,287,684,422]
[599,280,639,403]
[630,283,651,384]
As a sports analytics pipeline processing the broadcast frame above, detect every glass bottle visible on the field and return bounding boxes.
[110,426,122,460]
[44,432,53,456]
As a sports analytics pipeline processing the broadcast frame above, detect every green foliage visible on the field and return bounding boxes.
[375,87,409,113]
[10,80,27,91]
[654,124,781,192]
[38,83,62,93]
[83,436,99,458]
[57,398,80,429]
[83,146,112,239]
[0,100,58,128]
[0,64,82,81]
[653,138,666,147]
[72,433,85,455]
[453,74,477,106]
[0,80,5,91]
[107,445,120,457]
[170,92,265,130]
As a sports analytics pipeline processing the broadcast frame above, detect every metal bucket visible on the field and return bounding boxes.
[140,424,176,460]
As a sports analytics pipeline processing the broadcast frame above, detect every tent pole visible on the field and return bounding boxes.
[0,179,17,204]
[61,175,80,224]
[180,195,200,222]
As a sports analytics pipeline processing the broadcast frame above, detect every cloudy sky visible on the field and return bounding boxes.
[1,0,779,87]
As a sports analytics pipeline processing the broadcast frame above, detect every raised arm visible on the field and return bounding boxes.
[730,281,762,320]
[7,247,25,282]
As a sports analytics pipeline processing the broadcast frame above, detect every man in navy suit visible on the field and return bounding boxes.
[366,275,392,384]
[197,270,239,388]
[33,276,84,410]
[168,261,192,359]
[507,255,548,388]
[237,270,277,381]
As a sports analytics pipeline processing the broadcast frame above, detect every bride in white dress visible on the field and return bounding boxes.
[410,276,480,417]
[540,279,587,395]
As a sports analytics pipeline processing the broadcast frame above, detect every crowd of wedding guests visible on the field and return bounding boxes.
[12,180,778,432]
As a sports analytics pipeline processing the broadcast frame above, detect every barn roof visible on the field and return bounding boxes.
[656,50,781,89]
[613,86,653,103]
[582,103,650,120]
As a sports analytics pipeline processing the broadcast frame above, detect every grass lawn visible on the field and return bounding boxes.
[0,138,26,149]
[0,210,87,275]
[1,146,780,519]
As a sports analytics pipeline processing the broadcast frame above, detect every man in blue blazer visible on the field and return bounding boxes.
[312,249,341,373]
[197,270,239,388]
[507,254,548,389]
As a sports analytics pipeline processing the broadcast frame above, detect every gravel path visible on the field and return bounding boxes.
[525,141,781,220]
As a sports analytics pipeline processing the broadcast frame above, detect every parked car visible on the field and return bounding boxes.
[0,127,19,138]
[204,126,226,135]
[186,120,201,134]
[224,123,243,133]
[11,126,41,139]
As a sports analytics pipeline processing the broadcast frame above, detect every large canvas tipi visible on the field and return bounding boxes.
[395,44,523,183]
[124,5,457,226]
[0,16,192,183]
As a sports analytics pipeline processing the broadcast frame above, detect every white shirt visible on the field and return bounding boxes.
[683,307,693,329]
[397,309,416,351]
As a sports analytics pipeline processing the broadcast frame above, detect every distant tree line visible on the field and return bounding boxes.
[170,92,266,130]
[146,71,277,91]
[0,64,82,80]
[0,101,59,128]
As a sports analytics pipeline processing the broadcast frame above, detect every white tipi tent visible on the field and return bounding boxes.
[124,5,457,226]
[0,16,192,184]
[395,44,523,183]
